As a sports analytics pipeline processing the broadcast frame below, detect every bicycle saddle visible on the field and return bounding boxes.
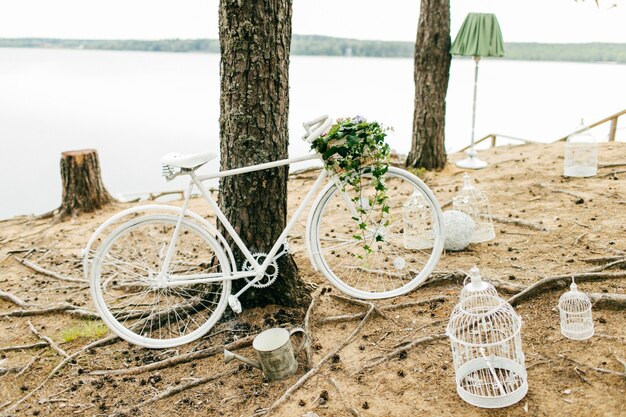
[161,152,217,169]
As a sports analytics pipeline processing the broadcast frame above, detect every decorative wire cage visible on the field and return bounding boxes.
[447,295,528,408]
[558,279,594,340]
[564,119,597,178]
[460,266,499,306]
[453,174,495,243]
[402,191,435,250]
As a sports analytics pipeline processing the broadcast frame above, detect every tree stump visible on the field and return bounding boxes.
[59,149,112,217]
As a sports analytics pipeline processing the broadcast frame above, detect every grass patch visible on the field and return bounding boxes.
[60,320,109,343]
[408,167,427,179]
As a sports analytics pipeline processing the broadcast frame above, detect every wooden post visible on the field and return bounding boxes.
[609,117,618,142]
[59,149,112,217]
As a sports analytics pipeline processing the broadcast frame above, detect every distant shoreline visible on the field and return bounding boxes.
[1,35,625,64]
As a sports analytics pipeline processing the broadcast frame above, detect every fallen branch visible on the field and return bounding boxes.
[549,188,587,201]
[304,288,322,370]
[330,294,396,324]
[582,256,625,264]
[508,271,626,306]
[16,353,41,377]
[600,169,626,178]
[90,334,254,376]
[113,368,238,416]
[0,303,98,319]
[355,333,447,374]
[589,293,626,310]
[559,355,626,378]
[492,215,546,231]
[264,304,376,417]
[0,342,48,352]
[28,321,69,358]
[599,162,626,169]
[15,257,87,283]
[330,378,360,417]
[588,259,626,272]
[317,296,447,325]
[0,289,30,308]
[0,365,24,376]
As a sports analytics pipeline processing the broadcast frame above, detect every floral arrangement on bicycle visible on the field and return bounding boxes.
[310,116,392,257]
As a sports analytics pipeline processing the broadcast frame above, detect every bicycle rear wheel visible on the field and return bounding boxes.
[308,166,444,299]
[90,215,231,348]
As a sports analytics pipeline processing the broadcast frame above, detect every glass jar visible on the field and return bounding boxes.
[564,120,597,177]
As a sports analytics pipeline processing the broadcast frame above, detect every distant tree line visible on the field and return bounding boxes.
[1,35,625,63]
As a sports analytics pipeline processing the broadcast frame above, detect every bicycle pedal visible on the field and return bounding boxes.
[228,295,242,314]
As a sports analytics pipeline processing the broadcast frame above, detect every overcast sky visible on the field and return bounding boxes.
[0,0,624,43]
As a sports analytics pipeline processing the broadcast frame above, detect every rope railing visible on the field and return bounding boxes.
[457,108,625,153]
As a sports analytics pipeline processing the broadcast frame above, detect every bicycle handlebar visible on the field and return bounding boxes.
[302,115,333,143]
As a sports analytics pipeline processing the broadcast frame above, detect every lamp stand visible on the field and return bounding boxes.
[456,56,487,170]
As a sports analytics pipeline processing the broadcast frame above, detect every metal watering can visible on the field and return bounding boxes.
[224,327,307,381]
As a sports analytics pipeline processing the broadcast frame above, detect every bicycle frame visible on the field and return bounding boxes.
[161,153,329,301]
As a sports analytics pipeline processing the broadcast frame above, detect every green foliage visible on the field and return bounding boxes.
[311,117,391,256]
[60,320,108,343]
[1,36,625,63]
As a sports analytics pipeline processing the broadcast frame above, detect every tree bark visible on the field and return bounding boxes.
[218,0,309,308]
[406,0,451,170]
[59,149,112,217]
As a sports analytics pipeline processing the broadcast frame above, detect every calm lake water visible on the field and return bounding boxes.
[0,48,624,219]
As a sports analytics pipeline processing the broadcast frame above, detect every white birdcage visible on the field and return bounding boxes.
[447,295,527,408]
[460,267,499,306]
[402,191,434,250]
[564,119,597,178]
[453,174,495,243]
[558,279,594,340]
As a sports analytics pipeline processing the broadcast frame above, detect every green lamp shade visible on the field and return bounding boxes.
[451,13,505,57]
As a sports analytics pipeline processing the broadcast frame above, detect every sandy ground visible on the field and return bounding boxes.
[0,142,625,417]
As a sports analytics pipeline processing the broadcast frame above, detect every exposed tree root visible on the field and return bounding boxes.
[304,288,322,370]
[0,289,30,308]
[589,293,626,310]
[28,320,69,358]
[14,257,87,283]
[90,335,254,377]
[507,271,626,306]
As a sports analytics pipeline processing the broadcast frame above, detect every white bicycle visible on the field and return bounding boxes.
[83,116,445,348]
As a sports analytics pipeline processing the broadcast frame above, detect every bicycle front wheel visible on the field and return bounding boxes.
[90,215,231,348]
[308,166,444,299]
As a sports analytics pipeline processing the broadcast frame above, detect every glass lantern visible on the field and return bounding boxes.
[453,174,495,243]
[564,119,597,178]
[402,191,435,250]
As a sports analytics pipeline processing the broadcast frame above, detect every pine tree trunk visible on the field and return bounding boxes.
[59,149,112,217]
[406,0,451,170]
[218,0,310,308]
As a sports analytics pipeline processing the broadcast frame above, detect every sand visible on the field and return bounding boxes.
[0,141,624,417]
